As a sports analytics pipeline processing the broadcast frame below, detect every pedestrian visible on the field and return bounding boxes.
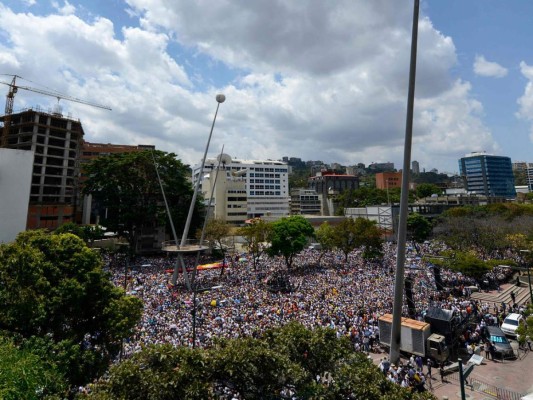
[415,355,423,371]
[426,358,433,377]
[510,291,516,304]
[484,341,491,360]
[439,363,446,383]
[489,342,497,361]
[426,372,433,391]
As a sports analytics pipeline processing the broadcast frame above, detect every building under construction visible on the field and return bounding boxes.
[0,107,85,230]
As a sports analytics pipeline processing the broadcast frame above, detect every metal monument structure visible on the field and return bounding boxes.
[162,94,226,289]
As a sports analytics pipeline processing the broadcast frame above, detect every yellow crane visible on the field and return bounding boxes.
[1,74,111,147]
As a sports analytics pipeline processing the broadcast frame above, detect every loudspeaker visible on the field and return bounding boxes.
[433,266,444,291]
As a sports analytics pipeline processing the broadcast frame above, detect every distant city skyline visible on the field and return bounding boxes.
[1,1,533,173]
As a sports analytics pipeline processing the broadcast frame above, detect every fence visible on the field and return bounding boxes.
[447,371,524,400]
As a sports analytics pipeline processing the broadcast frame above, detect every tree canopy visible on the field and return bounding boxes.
[267,216,315,268]
[0,230,143,389]
[236,218,272,271]
[415,183,441,199]
[407,213,433,243]
[333,217,384,261]
[83,322,435,400]
[54,222,104,245]
[82,150,201,252]
[315,222,336,265]
[434,204,533,254]
[0,336,66,400]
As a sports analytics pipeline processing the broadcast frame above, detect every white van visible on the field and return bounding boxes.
[501,313,523,337]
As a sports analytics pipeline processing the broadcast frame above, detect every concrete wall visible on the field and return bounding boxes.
[0,148,34,243]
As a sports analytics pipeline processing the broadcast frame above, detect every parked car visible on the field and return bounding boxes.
[486,326,515,359]
[501,313,523,337]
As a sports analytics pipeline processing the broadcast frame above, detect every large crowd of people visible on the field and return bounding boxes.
[103,240,524,394]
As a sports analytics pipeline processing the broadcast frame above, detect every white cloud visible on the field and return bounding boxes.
[516,61,533,142]
[51,1,76,16]
[22,0,36,5]
[473,55,508,78]
[0,1,499,172]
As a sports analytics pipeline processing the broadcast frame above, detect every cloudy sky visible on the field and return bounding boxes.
[1,0,532,174]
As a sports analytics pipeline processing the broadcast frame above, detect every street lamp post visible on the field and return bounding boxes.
[389,0,420,365]
[171,94,226,287]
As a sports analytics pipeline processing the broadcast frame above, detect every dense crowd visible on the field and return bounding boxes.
[103,240,523,394]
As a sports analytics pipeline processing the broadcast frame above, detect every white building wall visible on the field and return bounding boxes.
[0,148,34,243]
[193,154,290,218]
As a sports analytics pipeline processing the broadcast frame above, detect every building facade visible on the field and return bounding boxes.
[290,189,321,215]
[200,167,248,225]
[192,154,290,219]
[0,148,34,243]
[458,152,516,198]
[375,171,402,190]
[411,160,420,174]
[0,109,84,229]
[308,171,359,215]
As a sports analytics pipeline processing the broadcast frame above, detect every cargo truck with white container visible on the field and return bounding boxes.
[378,313,449,362]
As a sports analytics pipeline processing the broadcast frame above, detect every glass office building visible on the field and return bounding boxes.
[459,153,516,198]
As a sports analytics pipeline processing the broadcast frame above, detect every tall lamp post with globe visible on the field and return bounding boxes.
[163,94,226,289]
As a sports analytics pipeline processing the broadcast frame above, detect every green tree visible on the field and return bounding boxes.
[333,217,383,261]
[0,336,66,400]
[267,216,315,268]
[407,213,433,243]
[85,322,435,400]
[237,219,272,271]
[516,303,533,348]
[82,150,201,252]
[201,218,232,255]
[352,217,384,259]
[333,217,360,262]
[431,250,492,279]
[86,345,213,400]
[54,222,104,245]
[315,222,336,265]
[0,230,143,388]
[435,204,533,254]
[200,218,232,276]
[415,183,441,199]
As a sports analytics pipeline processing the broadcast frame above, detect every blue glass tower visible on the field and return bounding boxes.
[458,153,516,198]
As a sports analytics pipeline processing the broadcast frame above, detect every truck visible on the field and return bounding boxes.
[378,313,449,362]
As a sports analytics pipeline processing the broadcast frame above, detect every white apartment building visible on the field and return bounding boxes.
[192,154,290,219]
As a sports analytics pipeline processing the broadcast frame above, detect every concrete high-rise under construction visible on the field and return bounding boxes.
[0,108,84,229]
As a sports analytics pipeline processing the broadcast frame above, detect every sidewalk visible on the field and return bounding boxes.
[431,345,532,400]
[370,344,533,399]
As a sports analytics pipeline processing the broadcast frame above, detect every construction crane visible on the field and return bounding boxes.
[1,74,111,147]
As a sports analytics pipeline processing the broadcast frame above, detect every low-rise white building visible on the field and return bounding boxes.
[193,154,290,220]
